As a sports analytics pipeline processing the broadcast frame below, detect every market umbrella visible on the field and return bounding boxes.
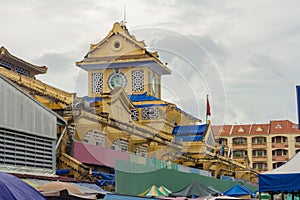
[37,181,83,194]
[159,185,172,196]
[140,185,165,197]
[37,181,100,200]
[169,181,219,198]
[0,171,46,200]
[223,184,255,198]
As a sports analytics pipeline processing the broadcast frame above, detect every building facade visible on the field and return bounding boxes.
[213,120,300,172]
[0,22,257,184]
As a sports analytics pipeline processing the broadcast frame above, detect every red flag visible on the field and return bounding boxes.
[206,95,211,116]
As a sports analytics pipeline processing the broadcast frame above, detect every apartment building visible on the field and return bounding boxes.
[212,120,300,172]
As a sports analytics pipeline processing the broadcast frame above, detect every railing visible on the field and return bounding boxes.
[272,155,289,161]
[232,143,248,149]
[252,156,268,162]
[251,143,267,149]
[59,153,94,181]
[0,67,75,105]
[295,142,300,148]
[272,142,288,148]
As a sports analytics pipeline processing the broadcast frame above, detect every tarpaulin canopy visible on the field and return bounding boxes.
[0,171,46,200]
[96,179,115,187]
[169,181,219,198]
[259,152,300,192]
[115,160,257,196]
[92,171,115,180]
[37,181,83,194]
[104,193,161,200]
[223,185,255,198]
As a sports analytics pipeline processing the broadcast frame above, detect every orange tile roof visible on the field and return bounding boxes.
[250,124,269,135]
[231,124,252,135]
[212,125,233,136]
[270,120,300,134]
[213,120,300,137]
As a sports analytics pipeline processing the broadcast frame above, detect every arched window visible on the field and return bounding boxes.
[233,137,247,145]
[252,149,267,157]
[233,150,247,158]
[253,162,267,170]
[252,137,266,144]
[272,149,288,156]
[272,136,287,144]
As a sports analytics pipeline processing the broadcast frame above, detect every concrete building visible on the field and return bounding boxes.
[212,120,300,172]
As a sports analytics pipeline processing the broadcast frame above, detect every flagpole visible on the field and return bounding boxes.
[206,95,208,124]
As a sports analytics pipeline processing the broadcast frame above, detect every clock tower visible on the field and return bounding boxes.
[76,22,171,99]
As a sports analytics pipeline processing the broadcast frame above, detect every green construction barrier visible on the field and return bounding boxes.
[115,159,257,196]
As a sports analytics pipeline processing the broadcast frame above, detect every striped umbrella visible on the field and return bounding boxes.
[140,185,165,197]
[159,185,172,196]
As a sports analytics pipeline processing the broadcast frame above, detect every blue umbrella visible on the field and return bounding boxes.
[0,171,46,200]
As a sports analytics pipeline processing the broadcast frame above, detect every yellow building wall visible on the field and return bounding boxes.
[88,66,161,98]
[89,34,145,58]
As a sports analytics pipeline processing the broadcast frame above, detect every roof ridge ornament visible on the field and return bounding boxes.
[120,5,127,30]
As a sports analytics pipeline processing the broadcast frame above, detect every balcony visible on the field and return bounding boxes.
[252,143,267,149]
[295,142,300,148]
[252,156,268,162]
[272,155,289,161]
[272,143,288,148]
[233,155,247,162]
[232,143,248,149]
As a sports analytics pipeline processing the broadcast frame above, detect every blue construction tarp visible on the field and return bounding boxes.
[173,124,207,135]
[223,185,255,197]
[129,92,159,102]
[96,179,115,187]
[134,103,168,108]
[0,171,46,200]
[83,92,162,105]
[94,172,115,186]
[96,172,115,180]
[56,169,70,175]
[175,135,203,142]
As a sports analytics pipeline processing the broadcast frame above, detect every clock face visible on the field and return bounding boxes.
[108,72,127,90]
[152,75,156,94]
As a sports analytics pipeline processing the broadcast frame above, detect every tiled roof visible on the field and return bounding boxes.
[212,125,233,136]
[212,120,300,136]
[231,124,251,135]
[250,124,269,135]
[0,46,47,74]
[270,120,300,134]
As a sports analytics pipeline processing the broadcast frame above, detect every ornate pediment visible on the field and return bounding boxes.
[76,22,171,76]
[80,22,148,61]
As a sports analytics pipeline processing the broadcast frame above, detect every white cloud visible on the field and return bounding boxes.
[1,0,299,125]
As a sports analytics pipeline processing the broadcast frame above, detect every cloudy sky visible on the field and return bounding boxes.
[1,0,300,125]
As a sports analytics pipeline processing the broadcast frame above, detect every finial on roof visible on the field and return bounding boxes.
[0,46,8,54]
[120,5,127,30]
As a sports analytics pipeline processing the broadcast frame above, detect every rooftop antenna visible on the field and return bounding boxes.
[120,5,127,29]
